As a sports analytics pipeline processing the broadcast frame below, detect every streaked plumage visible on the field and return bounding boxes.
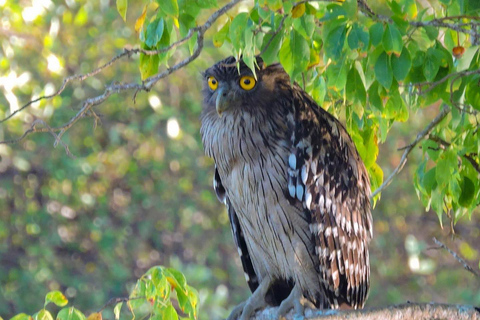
[200,57,372,319]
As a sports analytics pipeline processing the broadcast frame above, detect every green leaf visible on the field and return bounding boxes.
[293,14,315,39]
[261,32,282,66]
[213,20,230,48]
[165,268,187,290]
[159,0,179,17]
[279,30,310,81]
[113,302,122,320]
[178,13,195,38]
[56,308,86,320]
[34,310,53,320]
[145,18,165,48]
[229,12,249,53]
[311,75,326,106]
[162,305,178,320]
[374,51,393,89]
[10,314,31,320]
[292,3,306,18]
[459,176,475,207]
[326,54,349,90]
[346,65,366,106]
[382,24,403,55]
[423,47,440,81]
[45,291,68,308]
[436,150,457,187]
[348,23,369,51]
[369,23,384,46]
[369,162,383,206]
[391,47,411,81]
[342,0,358,18]
[324,24,346,59]
[139,50,160,80]
[116,0,127,22]
[466,80,480,111]
[424,25,439,40]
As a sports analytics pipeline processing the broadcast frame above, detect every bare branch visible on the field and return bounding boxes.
[371,106,450,198]
[432,237,479,278]
[252,302,480,320]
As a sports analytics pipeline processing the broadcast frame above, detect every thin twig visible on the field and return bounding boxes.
[432,237,479,278]
[415,69,480,95]
[371,106,450,198]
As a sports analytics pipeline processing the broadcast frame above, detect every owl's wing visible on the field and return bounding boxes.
[214,166,259,293]
[287,94,372,309]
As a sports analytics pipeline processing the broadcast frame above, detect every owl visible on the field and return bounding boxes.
[200,57,372,320]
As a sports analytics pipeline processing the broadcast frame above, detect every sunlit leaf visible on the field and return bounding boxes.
[45,291,68,308]
[10,314,32,320]
[135,5,148,33]
[86,313,101,320]
[292,3,305,18]
[162,305,178,320]
[213,20,230,48]
[34,310,53,320]
[116,0,128,22]
[113,302,122,320]
[57,308,86,320]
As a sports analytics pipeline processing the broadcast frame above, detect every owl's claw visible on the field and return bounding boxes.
[227,276,271,320]
[276,284,314,320]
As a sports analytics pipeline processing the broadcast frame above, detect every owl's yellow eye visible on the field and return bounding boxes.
[239,76,256,90]
[208,76,218,91]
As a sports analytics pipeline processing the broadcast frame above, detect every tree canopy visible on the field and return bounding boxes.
[0,0,479,319]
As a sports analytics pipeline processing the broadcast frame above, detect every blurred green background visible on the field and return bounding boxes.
[0,1,479,319]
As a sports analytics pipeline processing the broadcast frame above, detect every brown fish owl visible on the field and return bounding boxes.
[200,57,372,320]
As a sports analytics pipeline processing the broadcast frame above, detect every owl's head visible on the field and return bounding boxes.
[202,56,290,116]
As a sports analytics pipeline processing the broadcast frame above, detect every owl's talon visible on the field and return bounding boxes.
[226,301,245,320]
[276,284,312,320]
[227,276,271,320]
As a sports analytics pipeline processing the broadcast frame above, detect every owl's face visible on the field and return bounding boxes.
[202,57,288,116]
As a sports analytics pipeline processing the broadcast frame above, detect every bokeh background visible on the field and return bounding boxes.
[0,1,479,319]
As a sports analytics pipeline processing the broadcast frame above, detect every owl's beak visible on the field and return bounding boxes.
[215,86,233,116]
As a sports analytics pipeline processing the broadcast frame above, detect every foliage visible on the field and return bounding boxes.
[0,0,479,319]
[5,267,199,320]
[128,0,480,219]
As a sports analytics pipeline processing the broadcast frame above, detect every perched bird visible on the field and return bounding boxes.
[200,57,372,320]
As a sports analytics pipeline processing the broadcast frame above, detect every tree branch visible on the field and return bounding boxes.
[371,106,450,198]
[250,303,480,320]
[432,237,479,278]
[0,0,243,148]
